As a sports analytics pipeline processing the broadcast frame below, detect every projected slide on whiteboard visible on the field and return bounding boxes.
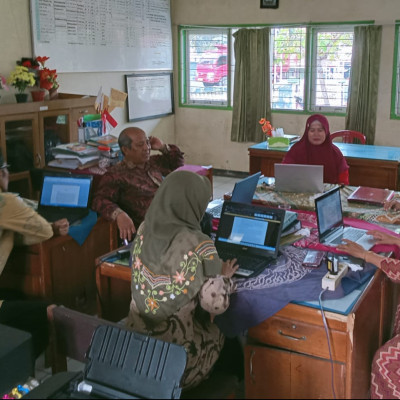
[126,73,174,122]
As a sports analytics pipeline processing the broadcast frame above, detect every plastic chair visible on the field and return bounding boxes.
[330,130,366,144]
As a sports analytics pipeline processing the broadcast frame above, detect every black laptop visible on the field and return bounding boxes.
[37,172,93,225]
[215,201,285,278]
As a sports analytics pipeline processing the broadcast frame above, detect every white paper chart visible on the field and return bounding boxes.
[30,0,173,72]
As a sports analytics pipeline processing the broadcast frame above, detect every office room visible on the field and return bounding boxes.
[1,0,400,398]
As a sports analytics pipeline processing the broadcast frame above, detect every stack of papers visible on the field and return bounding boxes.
[49,143,100,170]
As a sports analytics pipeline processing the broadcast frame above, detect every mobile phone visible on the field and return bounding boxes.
[302,250,325,268]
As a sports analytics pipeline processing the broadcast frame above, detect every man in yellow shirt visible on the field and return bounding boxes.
[0,150,69,357]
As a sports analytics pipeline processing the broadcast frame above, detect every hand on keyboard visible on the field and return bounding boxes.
[222,258,239,278]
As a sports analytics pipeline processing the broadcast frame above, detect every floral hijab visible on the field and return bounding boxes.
[130,170,222,323]
[283,114,348,183]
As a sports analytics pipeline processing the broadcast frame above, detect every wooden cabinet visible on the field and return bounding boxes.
[0,93,96,197]
[244,270,394,399]
[0,218,118,315]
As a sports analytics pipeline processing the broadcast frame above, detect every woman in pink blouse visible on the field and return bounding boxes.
[337,231,400,399]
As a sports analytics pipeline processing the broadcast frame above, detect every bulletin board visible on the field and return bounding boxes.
[126,73,174,122]
[30,0,173,72]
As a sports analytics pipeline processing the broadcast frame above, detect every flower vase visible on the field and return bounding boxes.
[15,93,28,103]
[31,89,46,102]
[48,88,58,100]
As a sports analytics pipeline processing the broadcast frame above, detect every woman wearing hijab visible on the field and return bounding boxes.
[282,114,349,184]
[126,170,239,390]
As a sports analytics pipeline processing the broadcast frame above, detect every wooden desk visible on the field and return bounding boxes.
[245,269,394,399]
[249,142,400,190]
[95,255,131,322]
[0,218,118,314]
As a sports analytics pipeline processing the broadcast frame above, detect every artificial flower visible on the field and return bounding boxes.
[7,66,36,93]
[259,118,274,137]
[35,56,59,90]
[0,74,9,91]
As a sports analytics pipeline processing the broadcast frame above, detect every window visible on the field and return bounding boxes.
[392,22,400,118]
[270,27,306,111]
[310,27,354,113]
[180,24,356,113]
[179,27,234,107]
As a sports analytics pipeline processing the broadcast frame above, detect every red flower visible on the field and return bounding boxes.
[35,56,59,90]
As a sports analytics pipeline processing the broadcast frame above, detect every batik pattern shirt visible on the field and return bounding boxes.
[91,144,184,228]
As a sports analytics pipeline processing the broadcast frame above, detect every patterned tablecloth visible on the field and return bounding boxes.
[254,178,400,232]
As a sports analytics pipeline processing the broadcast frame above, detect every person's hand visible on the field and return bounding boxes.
[336,239,368,259]
[366,229,400,246]
[52,218,69,236]
[221,258,239,278]
[148,136,164,151]
[116,212,136,241]
[383,199,400,211]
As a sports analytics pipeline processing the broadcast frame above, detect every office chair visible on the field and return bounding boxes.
[46,305,240,399]
[330,130,367,144]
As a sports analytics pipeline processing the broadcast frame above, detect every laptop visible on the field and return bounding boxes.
[38,172,93,225]
[315,186,376,250]
[274,163,324,193]
[206,171,262,218]
[215,201,285,277]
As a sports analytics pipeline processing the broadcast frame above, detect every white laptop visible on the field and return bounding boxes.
[274,163,324,193]
[315,187,376,250]
[206,172,261,218]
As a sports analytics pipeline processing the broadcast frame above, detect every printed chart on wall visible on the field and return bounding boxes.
[30,0,173,72]
[126,73,174,122]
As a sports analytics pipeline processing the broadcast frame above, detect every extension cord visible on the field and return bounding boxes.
[321,263,349,291]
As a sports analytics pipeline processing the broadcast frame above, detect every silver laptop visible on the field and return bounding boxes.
[315,187,375,250]
[215,201,285,277]
[274,163,324,193]
[206,171,262,218]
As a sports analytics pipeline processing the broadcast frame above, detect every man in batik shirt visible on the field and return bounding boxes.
[92,127,184,242]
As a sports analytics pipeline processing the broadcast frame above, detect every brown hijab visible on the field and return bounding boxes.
[130,170,222,322]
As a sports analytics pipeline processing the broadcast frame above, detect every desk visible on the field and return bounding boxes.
[0,218,118,314]
[245,269,393,399]
[249,141,400,190]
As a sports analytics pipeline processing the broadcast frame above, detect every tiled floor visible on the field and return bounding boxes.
[33,172,241,383]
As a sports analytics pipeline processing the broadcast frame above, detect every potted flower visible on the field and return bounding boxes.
[0,74,9,100]
[7,65,36,103]
[36,56,59,99]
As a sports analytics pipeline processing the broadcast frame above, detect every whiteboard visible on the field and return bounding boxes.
[126,73,174,121]
[30,0,173,72]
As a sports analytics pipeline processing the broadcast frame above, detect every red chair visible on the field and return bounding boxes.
[330,130,366,144]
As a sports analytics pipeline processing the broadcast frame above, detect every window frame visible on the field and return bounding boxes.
[179,21,373,115]
[391,21,400,119]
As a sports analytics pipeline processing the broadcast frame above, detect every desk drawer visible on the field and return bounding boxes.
[248,315,347,362]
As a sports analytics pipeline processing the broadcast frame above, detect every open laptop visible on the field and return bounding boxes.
[215,201,285,277]
[38,172,93,225]
[274,163,324,193]
[206,171,262,218]
[315,186,376,250]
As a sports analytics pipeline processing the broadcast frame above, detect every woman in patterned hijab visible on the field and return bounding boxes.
[126,170,238,390]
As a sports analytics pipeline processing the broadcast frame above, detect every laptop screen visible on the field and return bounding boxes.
[315,187,343,239]
[230,171,261,203]
[215,202,284,257]
[40,174,92,209]
[274,163,324,193]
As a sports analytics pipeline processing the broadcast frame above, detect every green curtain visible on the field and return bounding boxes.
[231,27,271,143]
[345,25,382,144]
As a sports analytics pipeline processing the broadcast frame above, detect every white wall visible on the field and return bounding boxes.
[0,0,399,172]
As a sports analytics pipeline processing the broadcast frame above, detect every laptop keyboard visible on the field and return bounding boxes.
[218,251,271,277]
[207,203,223,218]
[331,227,365,244]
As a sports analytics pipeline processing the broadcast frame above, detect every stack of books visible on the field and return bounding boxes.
[86,134,120,159]
[48,143,100,169]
